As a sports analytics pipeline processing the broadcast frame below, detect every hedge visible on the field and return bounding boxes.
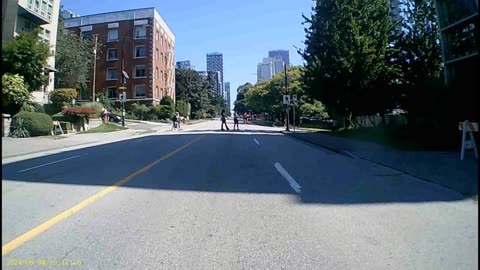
[50,88,77,105]
[61,107,97,119]
[13,111,53,136]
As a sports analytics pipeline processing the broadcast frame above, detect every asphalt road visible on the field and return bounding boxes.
[2,120,478,269]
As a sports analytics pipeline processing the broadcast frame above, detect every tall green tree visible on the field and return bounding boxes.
[245,66,306,121]
[2,29,50,91]
[233,82,253,114]
[300,0,397,126]
[175,68,225,119]
[393,0,443,124]
[55,12,95,88]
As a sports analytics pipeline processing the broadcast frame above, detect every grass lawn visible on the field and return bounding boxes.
[316,127,427,151]
[82,123,127,133]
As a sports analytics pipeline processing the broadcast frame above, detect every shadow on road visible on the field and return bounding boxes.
[2,132,472,205]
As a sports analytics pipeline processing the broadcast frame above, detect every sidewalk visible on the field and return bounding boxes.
[286,131,478,196]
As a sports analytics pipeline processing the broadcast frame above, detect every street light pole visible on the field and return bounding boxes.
[92,34,98,102]
[284,63,290,131]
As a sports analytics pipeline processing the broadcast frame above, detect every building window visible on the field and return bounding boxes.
[135,26,147,39]
[160,52,164,62]
[107,87,117,99]
[160,71,164,81]
[155,86,159,97]
[135,85,146,97]
[45,29,50,41]
[82,32,92,40]
[135,65,146,78]
[135,45,146,58]
[164,72,167,82]
[161,36,164,46]
[155,31,159,41]
[106,67,117,80]
[155,67,159,79]
[164,55,168,64]
[107,48,118,60]
[108,30,118,42]
[47,4,52,18]
[155,48,159,60]
[41,1,47,15]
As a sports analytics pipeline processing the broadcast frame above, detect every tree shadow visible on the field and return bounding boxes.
[1,133,471,205]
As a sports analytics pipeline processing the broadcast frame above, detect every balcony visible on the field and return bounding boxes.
[17,5,50,25]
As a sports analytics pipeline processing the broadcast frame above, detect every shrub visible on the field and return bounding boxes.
[52,113,77,123]
[50,88,77,105]
[129,103,150,120]
[32,103,45,113]
[157,105,174,120]
[20,103,35,112]
[175,100,188,118]
[160,96,174,106]
[12,111,53,136]
[61,107,97,119]
[10,118,30,138]
[2,73,30,115]
[81,102,103,117]
[147,106,158,121]
[44,103,61,115]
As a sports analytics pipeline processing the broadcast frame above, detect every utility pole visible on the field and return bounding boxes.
[92,34,98,102]
[284,63,290,131]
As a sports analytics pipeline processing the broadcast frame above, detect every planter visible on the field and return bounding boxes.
[89,118,102,129]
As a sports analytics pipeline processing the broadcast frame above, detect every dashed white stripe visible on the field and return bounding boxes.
[274,162,301,193]
[253,138,260,146]
[18,155,81,173]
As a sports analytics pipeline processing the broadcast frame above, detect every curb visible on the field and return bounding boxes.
[1,131,154,165]
[282,131,355,159]
[283,131,475,198]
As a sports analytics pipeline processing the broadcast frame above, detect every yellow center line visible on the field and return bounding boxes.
[2,135,204,256]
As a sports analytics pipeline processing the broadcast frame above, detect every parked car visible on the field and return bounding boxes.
[108,113,122,123]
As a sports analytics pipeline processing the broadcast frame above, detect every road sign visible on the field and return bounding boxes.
[118,86,127,90]
[283,95,290,105]
[460,120,478,160]
[459,122,478,131]
[119,93,126,102]
[292,95,297,102]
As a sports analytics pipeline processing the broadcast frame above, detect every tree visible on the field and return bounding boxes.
[175,68,225,119]
[55,13,95,88]
[233,83,253,114]
[300,100,328,118]
[2,28,50,91]
[2,73,31,115]
[300,0,397,127]
[160,96,175,106]
[50,88,78,105]
[244,66,306,121]
[175,99,189,117]
[393,0,443,128]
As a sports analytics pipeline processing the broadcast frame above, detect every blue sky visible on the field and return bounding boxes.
[61,0,313,107]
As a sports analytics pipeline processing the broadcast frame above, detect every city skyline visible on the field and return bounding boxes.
[59,0,311,110]
[206,52,224,98]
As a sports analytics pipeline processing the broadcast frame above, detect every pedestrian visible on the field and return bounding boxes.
[221,109,229,131]
[171,113,177,131]
[243,112,247,124]
[101,106,109,123]
[175,112,182,130]
[233,111,240,130]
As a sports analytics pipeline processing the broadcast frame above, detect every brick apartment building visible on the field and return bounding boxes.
[64,7,175,106]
